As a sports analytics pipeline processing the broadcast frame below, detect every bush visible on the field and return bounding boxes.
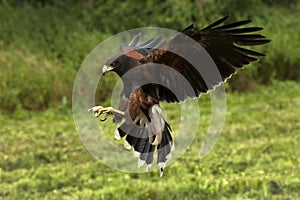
[0,3,107,112]
[0,0,299,112]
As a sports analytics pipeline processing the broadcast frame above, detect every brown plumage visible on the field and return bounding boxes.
[97,16,270,176]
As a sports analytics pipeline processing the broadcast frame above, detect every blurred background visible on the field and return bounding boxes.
[1,0,299,199]
[0,0,299,113]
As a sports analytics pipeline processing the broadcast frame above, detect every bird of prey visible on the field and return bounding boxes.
[88,16,270,176]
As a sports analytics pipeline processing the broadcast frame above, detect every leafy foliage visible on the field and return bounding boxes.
[0,0,299,112]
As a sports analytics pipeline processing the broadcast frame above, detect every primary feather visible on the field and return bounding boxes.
[101,16,270,175]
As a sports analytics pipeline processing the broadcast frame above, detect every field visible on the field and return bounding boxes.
[1,81,299,199]
[1,1,300,199]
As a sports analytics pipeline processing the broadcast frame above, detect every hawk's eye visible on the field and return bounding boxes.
[111,60,119,67]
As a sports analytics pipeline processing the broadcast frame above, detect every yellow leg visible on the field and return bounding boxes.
[88,106,124,121]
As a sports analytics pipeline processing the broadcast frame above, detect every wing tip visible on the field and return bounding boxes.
[181,24,196,32]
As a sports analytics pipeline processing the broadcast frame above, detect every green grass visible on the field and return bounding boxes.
[1,1,300,113]
[1,81,300,199]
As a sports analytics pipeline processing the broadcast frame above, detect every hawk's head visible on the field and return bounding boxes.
[102,53,141,77]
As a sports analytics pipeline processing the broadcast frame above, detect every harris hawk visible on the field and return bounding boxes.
[88,16,270,176]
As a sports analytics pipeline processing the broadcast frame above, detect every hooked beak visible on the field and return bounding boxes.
[102,65,114,75]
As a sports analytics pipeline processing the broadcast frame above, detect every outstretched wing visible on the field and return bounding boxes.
[141,15,271,103]
[119,33,167,56]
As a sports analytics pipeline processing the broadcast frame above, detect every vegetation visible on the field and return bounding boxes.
[0,0,300,199]
[1,81,300,199]
[0,0,300,112]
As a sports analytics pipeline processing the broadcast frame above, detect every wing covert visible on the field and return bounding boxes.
[141,16,270,103]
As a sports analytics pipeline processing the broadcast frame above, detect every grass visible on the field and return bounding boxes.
[1,81,300,199]
[1,1,300,113]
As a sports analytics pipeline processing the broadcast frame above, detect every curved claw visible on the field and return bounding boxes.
[88,106,124,122]
[100,113,109,121]
[100,117,107,122]
[88,106,113,122]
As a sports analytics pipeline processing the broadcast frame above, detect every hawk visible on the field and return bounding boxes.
[88,16,270,176]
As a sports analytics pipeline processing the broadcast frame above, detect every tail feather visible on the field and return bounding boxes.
[157,122,173,176]
[133,127,148,152]
[145,141,155,166]
[157,123,172,163]
[115,104,174,176]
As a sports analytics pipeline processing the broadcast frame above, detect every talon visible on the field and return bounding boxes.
[100,113,109,121]
[88,105,125,121]
[100,117,107,122]
[88,106,114,121]
[88,106,103,113]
